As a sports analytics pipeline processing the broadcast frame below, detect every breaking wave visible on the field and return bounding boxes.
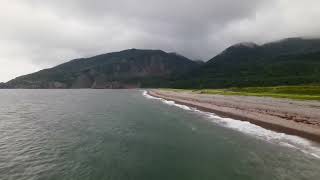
[143,90,320,159]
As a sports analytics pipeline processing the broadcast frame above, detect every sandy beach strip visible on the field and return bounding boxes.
[148,89,320,143]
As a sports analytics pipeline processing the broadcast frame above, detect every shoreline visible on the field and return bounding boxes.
[148,89,320,144]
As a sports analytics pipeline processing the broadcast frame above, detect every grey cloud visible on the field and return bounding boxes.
[1,0,320,81]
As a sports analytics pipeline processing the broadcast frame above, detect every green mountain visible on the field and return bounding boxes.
[5,49,199,89]
[3,37,320,89]
[174,38,320,88]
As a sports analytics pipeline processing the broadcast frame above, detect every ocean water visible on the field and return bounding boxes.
[0,90,320,180]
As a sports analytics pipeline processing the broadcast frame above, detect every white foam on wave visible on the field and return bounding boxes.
[142,90,162,100]
[143,90,192,110]
[142,90,320,159]
[163,100,192,110]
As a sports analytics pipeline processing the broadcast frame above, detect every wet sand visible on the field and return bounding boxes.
[148,89,320,143]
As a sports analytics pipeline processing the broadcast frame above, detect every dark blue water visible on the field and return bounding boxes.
[0,90,319,180]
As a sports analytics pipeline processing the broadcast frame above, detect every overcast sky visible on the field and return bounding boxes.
[1,0,320,82]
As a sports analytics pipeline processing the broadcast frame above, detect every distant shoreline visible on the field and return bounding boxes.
[148,89,320,143]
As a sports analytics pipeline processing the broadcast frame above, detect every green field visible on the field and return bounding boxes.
[164,85,320,101]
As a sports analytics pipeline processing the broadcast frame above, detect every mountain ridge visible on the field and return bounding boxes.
[175,37,320,88]
[2,37,320,89]
[5,49,199,89]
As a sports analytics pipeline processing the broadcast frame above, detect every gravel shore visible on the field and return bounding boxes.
[148,89,320,143]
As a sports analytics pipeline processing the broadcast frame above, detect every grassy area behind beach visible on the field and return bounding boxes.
[162,85,320,101]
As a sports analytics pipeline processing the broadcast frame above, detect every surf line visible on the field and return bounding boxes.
[142,90,320,159]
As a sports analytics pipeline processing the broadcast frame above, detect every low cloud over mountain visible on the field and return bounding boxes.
[1,0,320,82]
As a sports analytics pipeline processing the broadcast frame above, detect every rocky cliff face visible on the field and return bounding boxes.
[0,83,8,88]
[5,49,199,89]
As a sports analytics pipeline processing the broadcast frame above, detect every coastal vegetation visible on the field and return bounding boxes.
[164,85,320,101]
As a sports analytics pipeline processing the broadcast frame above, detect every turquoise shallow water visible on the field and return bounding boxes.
[0,89,320,180]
